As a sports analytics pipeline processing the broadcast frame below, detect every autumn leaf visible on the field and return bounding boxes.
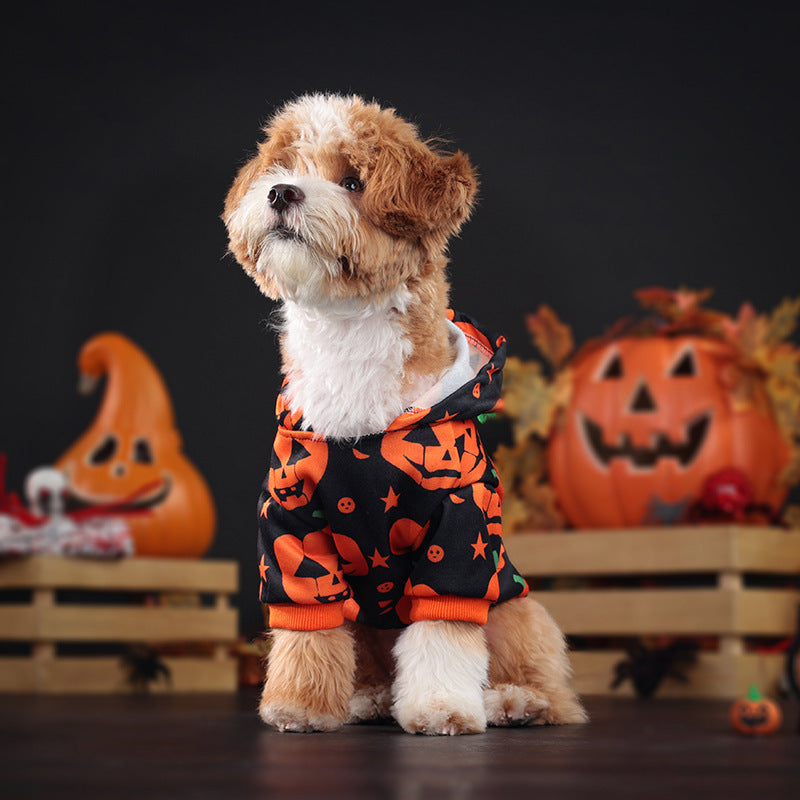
[770,383,800,440]
[735,308,769,361]
[502,356,563,441]
[635,286,714,321]
[765,296,800,346]
[518,476,566,530]
[493,439,565,533]
[526,305,573,369]
[634,286,677,315]
[779,448,800,488]
[720,302,757,345]
[501,496,534,534]
[767,346,800,388]
[493,439,547,490]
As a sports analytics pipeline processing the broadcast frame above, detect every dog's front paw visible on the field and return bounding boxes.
[258,626,355,733]
[393,696,487,736]
[391,619,490,736]
[259,697,345,733]
[484,684,550,727]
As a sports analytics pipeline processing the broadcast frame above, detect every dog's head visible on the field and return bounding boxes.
[223,94,478,306]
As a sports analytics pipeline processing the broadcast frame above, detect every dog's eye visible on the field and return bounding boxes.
[340,176,363,192]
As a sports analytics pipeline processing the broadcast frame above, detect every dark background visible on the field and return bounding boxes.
[2,2,798,636]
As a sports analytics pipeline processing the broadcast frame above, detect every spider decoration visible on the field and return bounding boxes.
[121,646,172,693]
[611,639,699,698]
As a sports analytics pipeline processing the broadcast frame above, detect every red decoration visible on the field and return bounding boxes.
[698,468,753,520]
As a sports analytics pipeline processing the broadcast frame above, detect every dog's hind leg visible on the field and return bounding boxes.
[259,626,355,732]
[391,619,488,735]
[483,596,588,726]
[347,623,398,723]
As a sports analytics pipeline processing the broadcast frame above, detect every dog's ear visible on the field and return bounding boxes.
[363,144,478,240]
[222,155,264,274]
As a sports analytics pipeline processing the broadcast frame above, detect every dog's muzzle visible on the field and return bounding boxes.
[268,183,305,213]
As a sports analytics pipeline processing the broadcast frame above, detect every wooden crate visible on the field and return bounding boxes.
[504,525,800,699]
[0,556,239,693]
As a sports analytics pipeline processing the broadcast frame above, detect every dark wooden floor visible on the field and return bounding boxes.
[1,690,798,799]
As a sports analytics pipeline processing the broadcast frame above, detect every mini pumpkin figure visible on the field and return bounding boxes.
[729,685,783,736]
[56,333,216,557]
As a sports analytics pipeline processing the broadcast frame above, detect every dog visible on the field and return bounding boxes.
[223,93,586,735]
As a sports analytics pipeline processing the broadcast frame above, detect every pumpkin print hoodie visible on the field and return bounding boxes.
[257,310,529,631]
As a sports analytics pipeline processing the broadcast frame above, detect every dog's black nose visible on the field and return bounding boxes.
[268,184,305,213]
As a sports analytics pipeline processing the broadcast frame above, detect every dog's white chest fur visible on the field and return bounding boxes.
[281,299,415,440]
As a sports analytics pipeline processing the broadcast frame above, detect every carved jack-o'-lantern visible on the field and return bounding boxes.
[269,436,328,510]
[56,333,216,557]
[382,420,485,491]
[547,335,790,528]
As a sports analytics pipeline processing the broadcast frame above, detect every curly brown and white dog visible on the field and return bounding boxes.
[223,93,586,735]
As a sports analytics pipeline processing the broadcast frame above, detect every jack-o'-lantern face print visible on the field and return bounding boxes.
[269,436,328,510]
[274,530,350,605]
[471,482,502,537]
[382,419,485,490]
[547,335,790,527]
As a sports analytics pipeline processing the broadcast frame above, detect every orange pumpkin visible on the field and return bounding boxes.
[729,685,783,736]
[56,333,216,557]
[381,420,485,491]
[547,335,790,528]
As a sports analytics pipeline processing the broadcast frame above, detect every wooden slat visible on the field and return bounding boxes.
[506,526,800,577]
[158,657,239,693]
[0,657,37,692]
[570,650,787,699]
[538,587,799,636]
[0,556,238,593]
[0,605,238,642]
[0,606,37,638]
[0,655,238,693]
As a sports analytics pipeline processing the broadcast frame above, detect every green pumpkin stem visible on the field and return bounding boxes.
[747,684,763,701]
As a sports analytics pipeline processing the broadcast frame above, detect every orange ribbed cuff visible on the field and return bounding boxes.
[267,602,346,631]
[408,595,492,625]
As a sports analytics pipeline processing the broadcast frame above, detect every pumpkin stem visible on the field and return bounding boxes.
[747,684,762,701]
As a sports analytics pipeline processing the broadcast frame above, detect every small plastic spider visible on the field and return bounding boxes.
[121,646,172,693]
[611,639,698,698]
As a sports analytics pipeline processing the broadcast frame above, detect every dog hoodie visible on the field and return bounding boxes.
[257,310,529,631]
